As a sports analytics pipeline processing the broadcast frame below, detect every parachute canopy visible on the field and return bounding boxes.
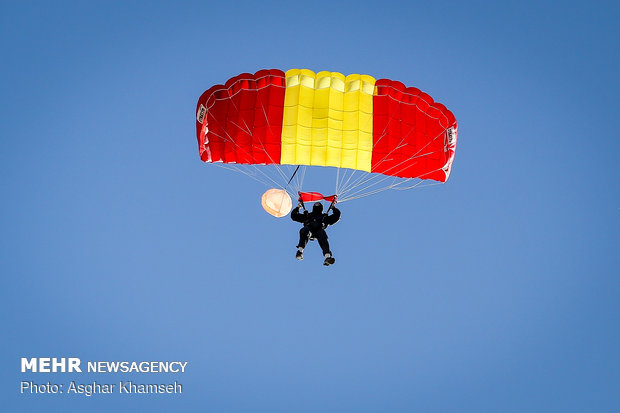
[196,69,457,202]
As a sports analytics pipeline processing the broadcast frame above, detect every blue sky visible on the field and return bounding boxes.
[1,1,618,412]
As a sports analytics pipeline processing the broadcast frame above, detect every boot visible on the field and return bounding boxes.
[323,253,335,266]
[296,249,304,260]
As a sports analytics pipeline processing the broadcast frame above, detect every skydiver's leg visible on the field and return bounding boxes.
[314,230,331,256]
[295,226,310,261]
[315,230,335,266]
[296,227,311,260]
[297,227,311,249]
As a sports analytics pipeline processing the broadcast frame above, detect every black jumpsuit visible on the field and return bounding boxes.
[291,202,341,256]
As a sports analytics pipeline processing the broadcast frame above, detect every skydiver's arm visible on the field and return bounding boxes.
[291,207,308,223]
[324,207,341,226]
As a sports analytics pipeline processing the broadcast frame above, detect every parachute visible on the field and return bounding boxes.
[261,188,292,218]
[196,69,457,215]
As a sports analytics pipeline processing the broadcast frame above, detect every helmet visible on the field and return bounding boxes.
[312,202,323,214]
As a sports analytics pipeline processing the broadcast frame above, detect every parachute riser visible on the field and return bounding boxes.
[326,196,337,214]
[297,192,307,212]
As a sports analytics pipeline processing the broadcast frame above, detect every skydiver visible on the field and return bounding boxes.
[291,201,341,266]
